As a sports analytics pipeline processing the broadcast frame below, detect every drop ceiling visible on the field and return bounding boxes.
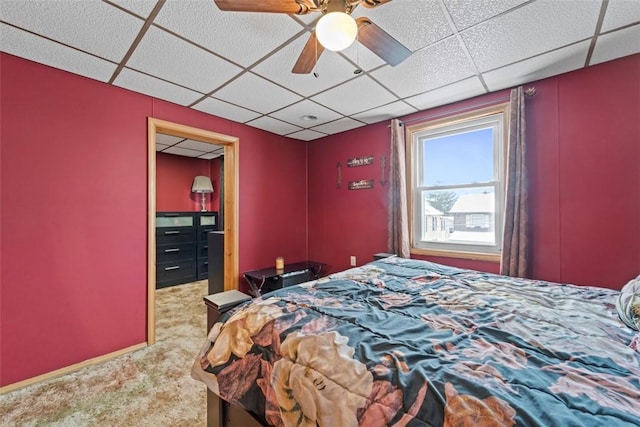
[1,0,638,145]
[156,132,225,158]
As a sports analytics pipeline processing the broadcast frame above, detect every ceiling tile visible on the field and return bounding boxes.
[252,33,363,97]
[338,39,386,72]
[371,36,476,98]
[176,139,222,151]
[352,0,452,51]
[311,75,397,116]
[154,0,305,67]
[291,12,318,26]
[591,25,640,66]
[0,24,116,82]
[245,116,302,136]
[156,143,170,151]
[213,72,302,114]
[114,68,202,106]
[156,134,184,145]
[192,97,262,123]
[483,41,590,92]
[601,0,640,32]
[108,0,159,19]
[199,152,223,159]
[1,0,637,151]
[405,77,487,111]
[310,118,366,134]
[269,100,343,128]
[162,146,204,157]
[462,0,601,72]
[0,0,143,62]
[126,26,242,94]
[442,0,529,31]
[286,129,327,141]
[351,101,418,125]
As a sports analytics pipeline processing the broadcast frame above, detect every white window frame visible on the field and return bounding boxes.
[406,103,509,261]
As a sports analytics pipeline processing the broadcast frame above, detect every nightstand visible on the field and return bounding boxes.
[243,260,326,298]
[203,290,252,330]
[374,252,396,260]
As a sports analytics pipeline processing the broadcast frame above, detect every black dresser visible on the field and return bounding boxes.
[196,212,219,280]
[156,211,218,288]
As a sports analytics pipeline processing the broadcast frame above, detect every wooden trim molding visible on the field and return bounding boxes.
[147,119,157,344]
[147,118,240,345]
[410,248,501,262]
[222,141,240,290]
[405,103,509,262]
[0,343,146,394]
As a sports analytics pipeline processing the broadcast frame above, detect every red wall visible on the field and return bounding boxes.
[308,122,389,272]
[0,53,307,387]
[308,54,640,288]
[156,153,220,212]
[1,55,148,387]
[230,123,308,290]
[527,54,639,287]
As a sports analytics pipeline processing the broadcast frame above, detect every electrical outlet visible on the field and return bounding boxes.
[350,256,356,266]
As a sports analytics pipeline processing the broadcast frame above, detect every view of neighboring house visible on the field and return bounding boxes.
[449,192,495,245]
[422,192,495,245]
[423,203,452,242]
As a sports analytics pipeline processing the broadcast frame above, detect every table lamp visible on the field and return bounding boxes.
[192,175,213,212]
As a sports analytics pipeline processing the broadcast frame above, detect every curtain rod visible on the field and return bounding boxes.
[397,86,536,126]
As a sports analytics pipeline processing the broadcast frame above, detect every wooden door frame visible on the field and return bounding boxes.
[147,117,239,344]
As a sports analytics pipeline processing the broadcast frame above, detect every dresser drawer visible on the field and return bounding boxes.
[197,257,209,280]
[156,211,199,288]
[156,260,197,288]
[198,227,217,243]
[156,212,195,228]
[157,228,196,245]
[197,241,210,259]
[157,242,196,263]
[197,212,217,228]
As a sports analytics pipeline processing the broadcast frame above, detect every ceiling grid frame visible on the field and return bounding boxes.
[0,0,637,141]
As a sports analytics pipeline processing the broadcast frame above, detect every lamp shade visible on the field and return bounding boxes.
[192,175,213,193]
[316,12,357,51]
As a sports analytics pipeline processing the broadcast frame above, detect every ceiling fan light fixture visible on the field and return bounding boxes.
[316,12,357,51]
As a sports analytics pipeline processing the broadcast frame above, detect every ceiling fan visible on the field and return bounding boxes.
[213,0,412,74]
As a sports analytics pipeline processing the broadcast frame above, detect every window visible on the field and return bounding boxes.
[466,214,490,229]
[407,104,508,260]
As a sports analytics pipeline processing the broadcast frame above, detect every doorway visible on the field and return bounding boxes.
[147,118,239,344]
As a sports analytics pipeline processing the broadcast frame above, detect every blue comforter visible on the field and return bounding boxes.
[192,257,640,426]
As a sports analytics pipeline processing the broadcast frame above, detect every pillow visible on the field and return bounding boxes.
[616,275,640,331]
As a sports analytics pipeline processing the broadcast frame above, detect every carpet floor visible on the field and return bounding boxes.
[0,280,208,427]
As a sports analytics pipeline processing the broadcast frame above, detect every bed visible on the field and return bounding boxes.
[191,257,640,426]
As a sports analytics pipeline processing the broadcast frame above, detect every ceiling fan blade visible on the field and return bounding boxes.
[360,0,393,8]
[356,17,411,66]
[292,32,325,74]
[214,0,314,14]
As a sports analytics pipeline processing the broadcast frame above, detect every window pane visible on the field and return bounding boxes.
[421,187,495,246]
[421,127,494,186]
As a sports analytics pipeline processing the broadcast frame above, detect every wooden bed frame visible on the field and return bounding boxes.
[206,391,264,427]
[204,295,266,427]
